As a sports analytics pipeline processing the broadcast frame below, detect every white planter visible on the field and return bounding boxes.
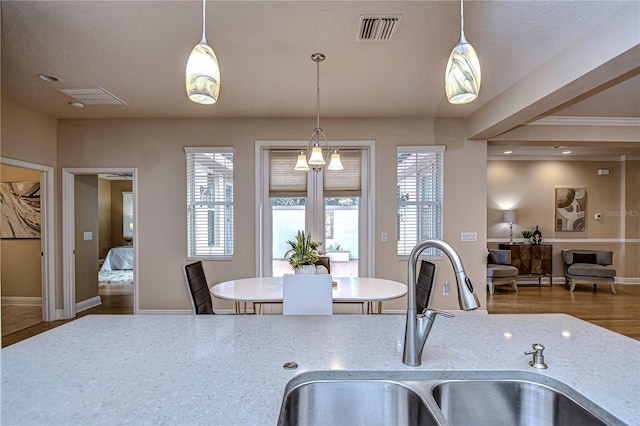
[327,250,350,262]
[294,265,317,275]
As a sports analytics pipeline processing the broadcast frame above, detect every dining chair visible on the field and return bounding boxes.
[282,274,333,315]
[183,261,215,314]
[416,260,437,313]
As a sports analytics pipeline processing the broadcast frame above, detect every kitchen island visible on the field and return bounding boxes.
[1,313,638,425]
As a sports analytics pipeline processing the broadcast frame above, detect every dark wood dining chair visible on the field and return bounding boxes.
[416,260,437,314]
[183,261,215,314]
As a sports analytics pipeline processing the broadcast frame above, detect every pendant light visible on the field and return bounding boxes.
[295,53,343,172]
[445,0,481,104]
[185,0,220,105]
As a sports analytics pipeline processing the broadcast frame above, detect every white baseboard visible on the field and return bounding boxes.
[1,296,42,306]
[76,296,102,313]
[136,309,193,315]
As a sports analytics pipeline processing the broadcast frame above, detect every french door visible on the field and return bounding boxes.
[260,147,371,278]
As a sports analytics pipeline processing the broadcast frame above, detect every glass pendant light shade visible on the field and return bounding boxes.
[445,36,481,104]
[445,0,481,105]
[186,38,220,105]
[308,144,326,165]
[186,0,220,105]
[294,151,310,171]
[327,150,344,171]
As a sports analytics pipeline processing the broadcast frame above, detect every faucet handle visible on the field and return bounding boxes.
[422,309,455,319]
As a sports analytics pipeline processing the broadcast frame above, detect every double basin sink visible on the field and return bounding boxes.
[278,370,622,426]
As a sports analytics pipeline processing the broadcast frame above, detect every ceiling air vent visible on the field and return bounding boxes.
[58,87,127,106]
[357,15,402,41]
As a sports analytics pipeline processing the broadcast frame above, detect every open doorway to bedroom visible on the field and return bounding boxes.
[62,168,137,318]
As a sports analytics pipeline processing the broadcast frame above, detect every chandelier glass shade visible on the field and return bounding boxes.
[445,0,481,104]
[295,53,343,172]
[186,0,220,105]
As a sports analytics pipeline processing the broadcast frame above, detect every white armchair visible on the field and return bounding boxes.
[283,274,333,315]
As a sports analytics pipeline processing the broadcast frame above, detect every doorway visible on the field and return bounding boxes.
[0,157,55,342]
[62,168,138,318]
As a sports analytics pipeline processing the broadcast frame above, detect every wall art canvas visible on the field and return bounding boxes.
[555,187,586,231]
[0,181,41,238]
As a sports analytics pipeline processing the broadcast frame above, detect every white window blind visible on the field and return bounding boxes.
[269,151,307,197]
[324,151,362,197]
[185,148,234,258]
[122,192,133,238]
[396,146,444,257]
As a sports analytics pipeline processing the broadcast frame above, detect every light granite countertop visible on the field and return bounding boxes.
[1,313,638,425]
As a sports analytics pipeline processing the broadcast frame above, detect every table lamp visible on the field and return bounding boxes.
[503,209,518,245]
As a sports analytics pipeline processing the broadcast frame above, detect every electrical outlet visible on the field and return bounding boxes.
[381,232,388,242]
[461,232,477,241]
[443,281,450,296]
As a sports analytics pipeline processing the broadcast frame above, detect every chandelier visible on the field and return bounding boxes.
[294,53,343,172]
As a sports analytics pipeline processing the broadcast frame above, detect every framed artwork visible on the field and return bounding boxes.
[0,181,41,238]
[555,187,586,231]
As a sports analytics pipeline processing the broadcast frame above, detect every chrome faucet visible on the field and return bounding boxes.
[402,239,480,366]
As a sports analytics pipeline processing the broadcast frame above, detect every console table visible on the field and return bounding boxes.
[499,243,553,285]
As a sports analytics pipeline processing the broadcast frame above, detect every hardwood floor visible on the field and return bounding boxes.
[486,283,640,341]
[2,284,638,347]
[1,292,133,348]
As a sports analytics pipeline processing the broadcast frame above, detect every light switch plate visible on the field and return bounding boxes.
[83,232,92,241]
[461,232,477,242]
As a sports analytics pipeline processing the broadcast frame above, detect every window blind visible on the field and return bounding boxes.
[269,151,307,197]
[324,150,361,197]
[396,146,444,257]
[185,148,234,258]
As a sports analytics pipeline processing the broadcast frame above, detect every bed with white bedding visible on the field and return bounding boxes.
[99,246,134,292]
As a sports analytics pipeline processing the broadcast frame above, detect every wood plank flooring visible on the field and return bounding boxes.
[1,292,133,348]
[486,283,640,341]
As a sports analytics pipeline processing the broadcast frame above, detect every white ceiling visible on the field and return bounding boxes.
[1,0,639,157]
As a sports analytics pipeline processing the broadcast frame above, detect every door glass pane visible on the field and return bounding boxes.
[325,197,359,277]
[272,197,306,277]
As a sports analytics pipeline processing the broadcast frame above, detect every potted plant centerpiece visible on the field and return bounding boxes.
[284,230,321,275]
[522,230,533,244]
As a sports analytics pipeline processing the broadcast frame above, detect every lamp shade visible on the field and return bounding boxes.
[503,209,517,224]
[445,36,481,104]
[327,151,344,171]
[186,38,221,105]
[294,152,310,171]
[308,145,326,165]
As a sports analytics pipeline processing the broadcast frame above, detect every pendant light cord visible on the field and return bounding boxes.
[201,0,207,42]
[316,59,321,130]
[460,0,465,40]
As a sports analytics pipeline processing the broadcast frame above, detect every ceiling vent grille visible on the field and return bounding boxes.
[58,87,126,106]
[357,15,402,41]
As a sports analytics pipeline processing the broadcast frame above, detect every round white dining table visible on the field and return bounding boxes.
[210,276,407,314]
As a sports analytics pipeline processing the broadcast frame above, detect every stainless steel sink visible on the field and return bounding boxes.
[432,379,607,426]
[278,371,621,426]
[277,379,441,426]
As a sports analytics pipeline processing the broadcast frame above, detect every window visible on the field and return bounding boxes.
[396,146,444,257]
[122,192,133,239]
[186,147,234,258]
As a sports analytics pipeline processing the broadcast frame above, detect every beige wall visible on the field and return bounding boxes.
[624,159,640,279]
[0,164,42,298]
[110,180,132,248]
[487,159,636,279]
[56,117,488,312]
[74,175,99,303]
[98,178,112,259]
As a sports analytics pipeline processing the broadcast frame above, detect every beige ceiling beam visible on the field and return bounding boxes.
[492,122,640,143]
[466,2,640,141]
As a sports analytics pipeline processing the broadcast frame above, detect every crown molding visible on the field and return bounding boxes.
[529,116,640,127]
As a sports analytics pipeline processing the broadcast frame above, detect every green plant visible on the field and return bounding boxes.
[328,242,341,250]
[284,230,320,269]
[522,230,533,238]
